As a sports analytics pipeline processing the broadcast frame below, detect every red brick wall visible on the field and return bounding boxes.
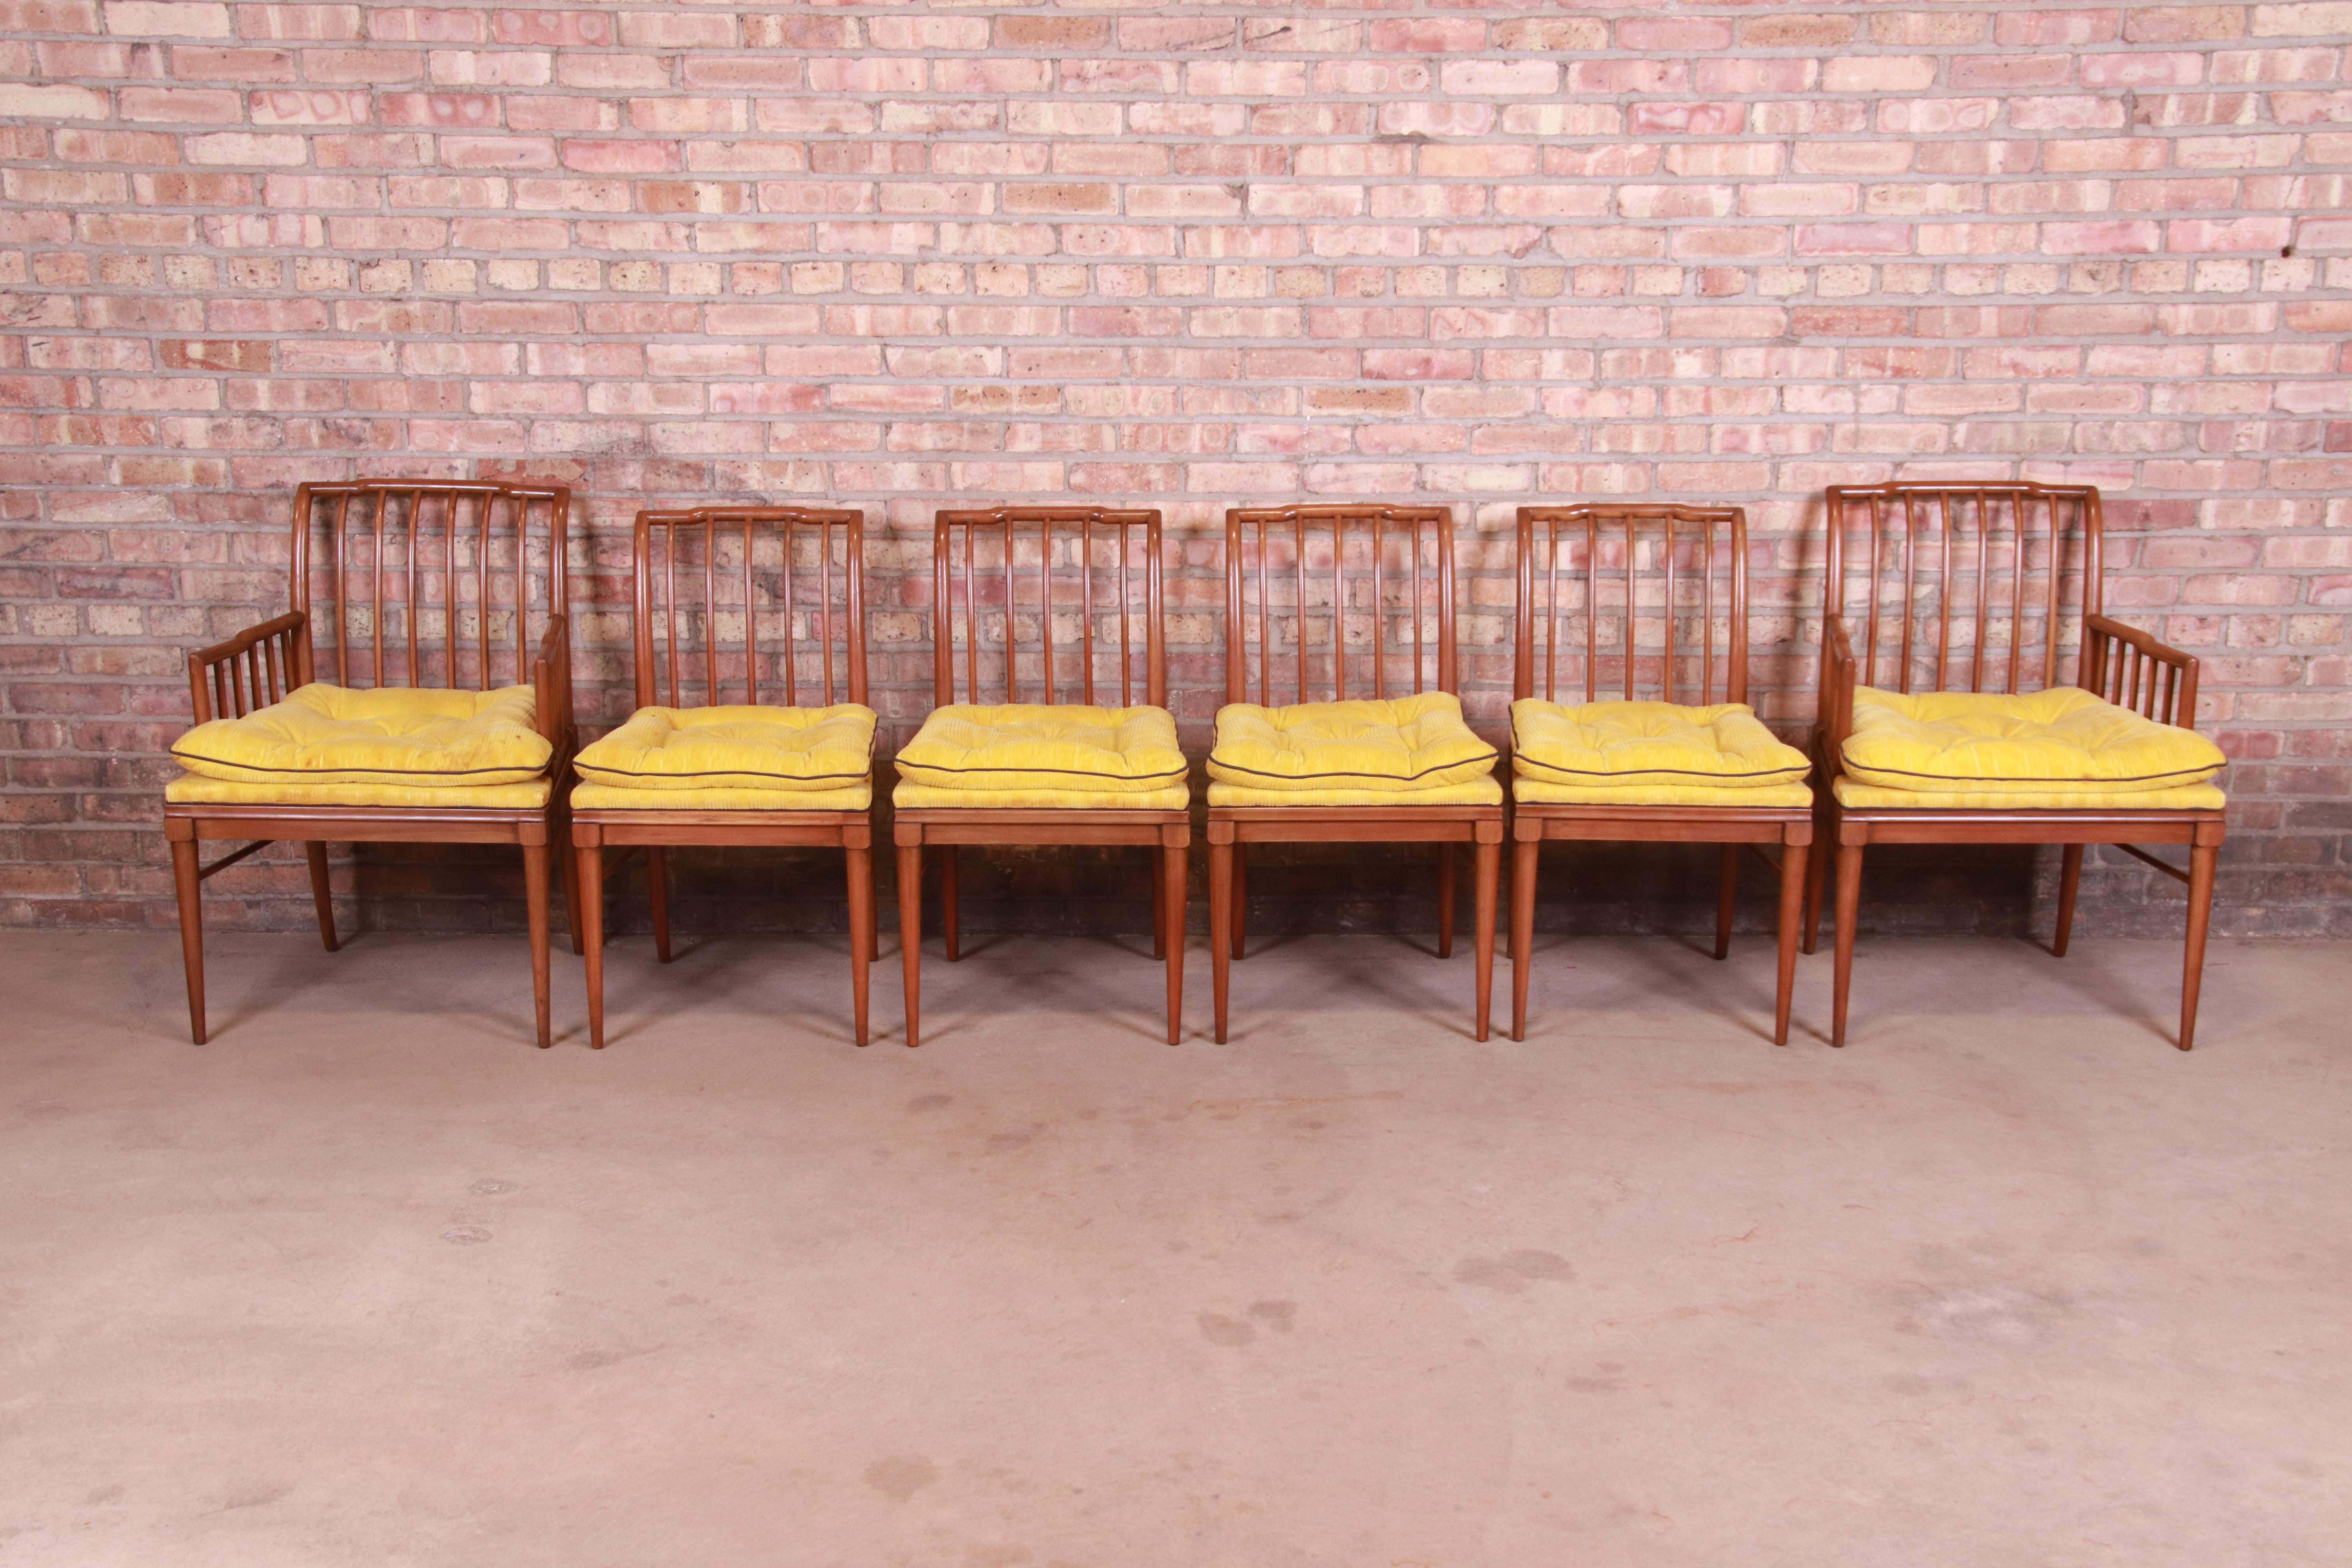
[3,1,2348,938]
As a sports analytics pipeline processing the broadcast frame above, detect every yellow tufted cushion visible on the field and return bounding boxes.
[574,703,875,792]
[1842,686,2225,795]
[1835,778,2226,811]
[171,683,550,787]
[1512,698,1810,793]
[165,773,552,809]
[892,703,1187,794]
[1208,777,1502,808]
[895,781,1191,811]
[1514,778,1813,808]
[573,780,871,812]
[1207,693,1499,795]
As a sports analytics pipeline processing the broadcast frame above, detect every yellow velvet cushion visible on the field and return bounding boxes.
[892,703,1186,794]
[1514,778,1813,808]
[165,773,552,809]
[895,781,1191,811]
[573,704,875,792]
[1207,693,1499,795]
[1207,777,1503,808]
[572,780,872,812]
[170,683,550,787]
[1842,686,2225,794]
[1834,779,2226,811]
[1512,698,1811,792]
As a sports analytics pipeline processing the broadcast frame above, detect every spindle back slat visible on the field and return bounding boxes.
[631,506,867,711]
[1513,504,1749,707]
[1224,505,1455,707]
[1825,482,2102,698]
[293,479,570,692]
[931,506,1165,709]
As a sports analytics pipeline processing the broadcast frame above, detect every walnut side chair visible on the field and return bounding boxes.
[1207,504,1504,1044]
[1805,482,2228,1049]
[571,505,878,1048]
[893,506,1189,1047]
[1508,505,1815,1045]
[163,479,580,1047]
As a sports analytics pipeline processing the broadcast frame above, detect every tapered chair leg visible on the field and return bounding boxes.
[1509,835,1539,1042]
[1161,838,1186,1045]
[1437,843,1456,960]
[1803,800,1832,955]
[1472,837,1499,1042]
[1829,842,1864,1048]
[1773,838,1807,1047]
[2179,837,2220,1051]
[523,840,552,1048]
[942,846,961,962]
[1715,844,1738,960]
[305,842,338,952]
[1209,838,1232,1044]
[648,846,673,963]
[580,842,606,1049]
[558,825,585,956]
[1230,843,1246,960]
[171,834,207,1045]
[2053,843,2084,957]
[1151,849,1167,961]
[897,842,923,1047]
[846,842,873,1048]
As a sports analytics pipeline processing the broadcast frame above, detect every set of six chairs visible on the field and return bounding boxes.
[162,481,2229,1054]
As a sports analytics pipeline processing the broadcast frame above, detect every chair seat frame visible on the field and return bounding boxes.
[164,480,580,1049]
[570,505,877,1049]
[1802,483,2225,1050]
[1207,504,1499,1044]
[895,506,1185,1047]
[1504,503,1810,1046]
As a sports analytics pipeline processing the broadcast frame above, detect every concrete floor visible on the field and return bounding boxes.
[1,928,2347,1567]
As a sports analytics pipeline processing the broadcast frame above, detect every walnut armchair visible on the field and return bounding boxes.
[1508,505,1814,1045]
[1805,482,2227,1049]
[163,479,579,1046]
[571,506,877,1048]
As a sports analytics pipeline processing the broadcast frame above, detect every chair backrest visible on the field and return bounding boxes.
[291,478,570,691]
[1514,503,1750,708]
[1823,481,2102,696]
[632,505,867,710]
[931,506,1165,709]
[1224,504,1455,707]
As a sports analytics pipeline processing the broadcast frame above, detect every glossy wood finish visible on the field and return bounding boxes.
[1806,481,2224,1050]
[164,479,576,1047]
[1506,503,1811,1045]
[571,505,876,1049]
[896,506,1187,1047]
[1209,504,1501,1043]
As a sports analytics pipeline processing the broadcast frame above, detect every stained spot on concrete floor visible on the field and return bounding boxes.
[1247,1300,1296,1332]
[218,1483,292,1511]
[864,1454,939,1503]
[1198,1312,1255,1346]
[1452,1250,1573,1293]
[1894,1285,2071,1344]
[469,1178,518,1195]
[441,1225,493,1245]
[986,1128,1037,1151]
[82,1485,121,1505]
[906,1094,953,1112]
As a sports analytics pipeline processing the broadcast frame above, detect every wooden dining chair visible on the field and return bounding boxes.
[162,479,579,1046]
[1805,482,2228,1048]
[1207,504,1504,1043]
[1508,505,1815,1044]
[570,506,877,1048]
[893,506,1189,1046]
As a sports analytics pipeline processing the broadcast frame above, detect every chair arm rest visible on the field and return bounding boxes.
[534,613,575,750]
[2083,613,2201,731]
[186,611,307,724]
[1819,616,1858,771]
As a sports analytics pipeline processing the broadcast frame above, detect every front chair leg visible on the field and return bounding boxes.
[2180,836,2220,1051]
[171,834,207,1045]
[1509,835,1539,1042]
[1437,842,1456,960]
[1715,843,1738,960]
[1208,837,1233,1044]
[2053,843,2084,958]
[523,839,552,1048]
[1802,801,1831,955]
[580,842,606,1049]
[558,826,585,956]
[1230,841,1247,960]
[846,841,873,1048]
[896,841,923,1047]
[305,842,338,952]
[1161,837,1186,1045]
[1830,842,1864,1048]
[1471,836,1499,1042]
[1773,837,1808,1047]
[1151,848,1167,961]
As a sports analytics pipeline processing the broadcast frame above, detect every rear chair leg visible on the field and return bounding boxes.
[1230,842,1247,960]
[2053,843,2084,958]
[942,846,961,962]
[305,841,338,952]
[171,835,207,1045]
[1151,849,1167,961]
[1715,844,1738,960]
[648,846,673,963]
[1436,842,1456,960]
